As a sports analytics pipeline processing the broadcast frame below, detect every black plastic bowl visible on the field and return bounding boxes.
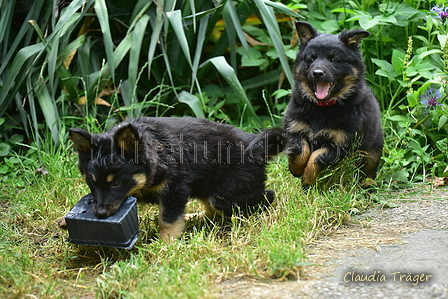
[65,194,139,249]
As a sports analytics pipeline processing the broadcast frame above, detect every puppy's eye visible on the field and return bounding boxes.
[112,180,122,188]
[330,57,336,62]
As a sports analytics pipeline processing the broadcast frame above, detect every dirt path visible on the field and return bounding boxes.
[217,186,448,299]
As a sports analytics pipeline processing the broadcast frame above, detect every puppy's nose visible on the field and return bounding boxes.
[313,69,324,78]
[95,207,108,219]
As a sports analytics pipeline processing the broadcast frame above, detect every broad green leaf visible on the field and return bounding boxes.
[371,58,396,79]
[166,10,193,68]
[225,1,251,57]
[178,91,205,118]
[54,0,93,33]
[439,115,448,131]
[0,43,44,108]
[417,49,443,60]
[95,0,115,82]
[359,15,378,30]
[391,49,405,75]
[407,92,418,108]
[113,33,133,67]
[393,170,409,182]
[265,1,302,19]
[129,14,150,104]
[0,165,8,173]
[36,84,60,145]
[191,15,210,94]
[0,143,10,157]
[147,0,164,77]
[201,56,261,126]
[331,8,358,14]
[0,0,45,75]
[253,0,294,87]
[437,34,448,48]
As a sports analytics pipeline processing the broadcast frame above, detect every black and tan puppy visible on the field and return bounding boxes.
[283,21,383,187]
[68,117,284,241]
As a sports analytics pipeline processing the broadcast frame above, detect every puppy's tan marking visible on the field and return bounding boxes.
[128,173,147,196]
[288,139,311,177]
[360,150,381,182]
[302,148,329,185]
[106,174,114,183]
[288,121,311,134]
[148,180,168,193]
[158,205,186,242]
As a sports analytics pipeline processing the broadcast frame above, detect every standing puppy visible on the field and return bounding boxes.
[68,117,284,241]
[283,21,383,187]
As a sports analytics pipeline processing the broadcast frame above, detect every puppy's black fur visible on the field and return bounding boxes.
[69,117,285,241]
[283,21,383,186]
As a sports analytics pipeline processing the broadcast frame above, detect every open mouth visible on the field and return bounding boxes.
[314,81,335,100]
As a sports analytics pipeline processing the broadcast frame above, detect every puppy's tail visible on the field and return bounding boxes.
[244,128,286,162]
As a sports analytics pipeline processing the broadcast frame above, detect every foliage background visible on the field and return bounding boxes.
[0,0,447,184]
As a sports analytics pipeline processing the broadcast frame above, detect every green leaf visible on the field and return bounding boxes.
[129,14,150,104]
[166,10,193,68]
[94,0,115,82]
[200,56,261,126]
[265,1,302,19]
[178,91,205,118]
[237,47,265,67]
[371,58,396,79]
[393,169,409,182]
[437,34,448,48]
[407,92,418,108]
[0,43,44,108]
[359,15,378,30]
[439,115,448,130]
[253,0,294,86]
[225,1,251,58]
[331,8,358,14]
[417,49,443,60]
[0,143,11,157]
[147,1,164,78]
[36,84,60,145]
[391,49,405,75]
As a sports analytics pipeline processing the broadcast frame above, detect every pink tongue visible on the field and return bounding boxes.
[315,82,331,100]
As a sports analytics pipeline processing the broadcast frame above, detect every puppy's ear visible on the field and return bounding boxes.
[69,128,92,154]
[340,29,370,47]
[114,123,142,156]
[295,21,318,46]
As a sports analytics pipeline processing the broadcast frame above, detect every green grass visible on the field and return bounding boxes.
[0,145,378,298]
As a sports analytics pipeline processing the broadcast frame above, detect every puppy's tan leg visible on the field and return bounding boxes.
[57,215,67,229]
[302,148,329,185]
[288,139,311,177]
[158,205,186,242]
[360,150,381,188]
